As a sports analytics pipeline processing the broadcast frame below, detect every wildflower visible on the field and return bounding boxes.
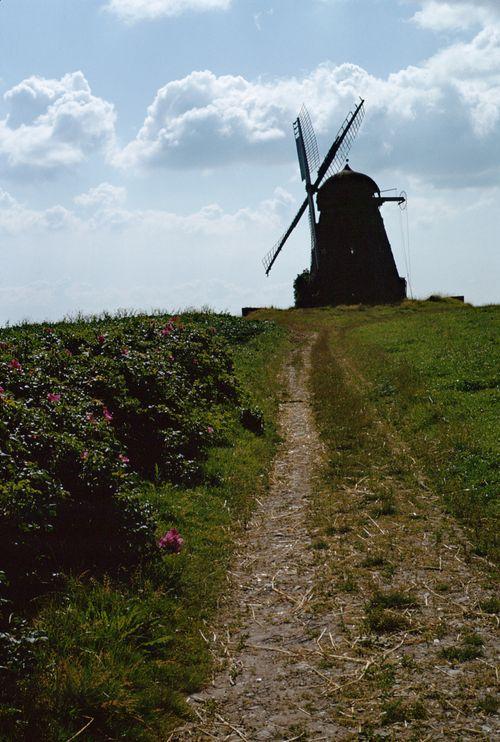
[0,386,5,397]
[121,347,129,356]
[103,407,113,422]
[118,453,129,464]
[207,426,214,434]
[47,392,61,404]
[81,450,89,460]
[97,334,106,344]
[44,327,54,334]
[161,325,173,336]
[86,412,96,424]
[158,528,184,554]
[9,358,22,371]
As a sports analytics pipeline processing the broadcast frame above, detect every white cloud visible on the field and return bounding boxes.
[0,183,294,238]
[114,28,500,187]
[0,188,82,234]
[74,182,127,208]
[104,0,231,22]
[411,1,500,31]
[0,72,116,177]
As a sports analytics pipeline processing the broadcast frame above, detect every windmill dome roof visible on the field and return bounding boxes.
[317,164,380,211]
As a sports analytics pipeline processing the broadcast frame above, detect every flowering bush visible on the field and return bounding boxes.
[0,314,267,603]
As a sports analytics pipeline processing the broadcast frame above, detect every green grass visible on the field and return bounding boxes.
[342,300,499,560]
[381,698,427,725]
[440,632,484,663]
[262,301,499,561]
[0,313,288,741]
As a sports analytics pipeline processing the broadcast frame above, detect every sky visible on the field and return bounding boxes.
[0,0,499,323]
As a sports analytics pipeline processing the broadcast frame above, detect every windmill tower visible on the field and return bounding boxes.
[262,100,407,307]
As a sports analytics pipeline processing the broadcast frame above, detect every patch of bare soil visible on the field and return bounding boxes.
[172,334,499,741]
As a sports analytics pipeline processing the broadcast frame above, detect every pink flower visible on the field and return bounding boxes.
[118,453,130,464]
[121,347,129,356]
[44,327,54,334]
[0,386,5,396]
[9,358,22,371]
[47,392,61,404]
[207,426,214,434]
[103,407,113,422]
[97,334,106,344]
[161,325,173,336]
[86,412,96,424]
[158,528,184,554]
[81,450,89,460]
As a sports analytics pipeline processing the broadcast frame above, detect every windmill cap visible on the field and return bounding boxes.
[317,164,380,211]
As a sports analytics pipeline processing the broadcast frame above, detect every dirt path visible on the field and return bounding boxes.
[174,337,348,739]
[173,333,499,741]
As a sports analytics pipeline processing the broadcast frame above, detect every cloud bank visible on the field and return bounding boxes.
[114,25,500,187]
[0,182,294,238]
[0,72,115,178]
[412,1,500,31]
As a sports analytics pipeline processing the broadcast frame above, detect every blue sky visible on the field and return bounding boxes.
[0,0,499,322]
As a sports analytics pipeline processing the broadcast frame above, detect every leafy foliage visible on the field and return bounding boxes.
[0,311,274,732]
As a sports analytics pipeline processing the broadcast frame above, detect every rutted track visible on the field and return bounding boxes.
[174,337,347,739]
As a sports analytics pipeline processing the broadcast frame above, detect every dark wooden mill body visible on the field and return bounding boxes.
[309,164,406,305]
[263,100,407,307]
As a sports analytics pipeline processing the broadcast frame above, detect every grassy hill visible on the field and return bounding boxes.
[0,300,497,739]
[261,299,499,562]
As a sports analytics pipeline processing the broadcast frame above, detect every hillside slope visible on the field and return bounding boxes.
[175,300,499,740]
[1,301,498,740]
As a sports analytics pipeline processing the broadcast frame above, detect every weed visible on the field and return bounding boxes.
[368,590,418,610]
[381,699,427,725]
[480,597,500,614]
[440,633,484,663]
[366,662,396,689]
[312,539,329,551]
[373,498,397,517]
[476,694,499,715]
[401,653,417,669]
[337,572,358,593]
[365,608,409,634]
[434,582,451,593]
[361,554,387,568]
[326,524,351,535]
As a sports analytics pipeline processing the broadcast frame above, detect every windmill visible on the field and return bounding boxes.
[263,100,407,306]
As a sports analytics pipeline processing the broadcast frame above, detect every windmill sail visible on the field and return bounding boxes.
[294,110,319,269]
[315,98,365,187]
[263,98,365,275]
[262,198,308,275]
[296,105,320,177]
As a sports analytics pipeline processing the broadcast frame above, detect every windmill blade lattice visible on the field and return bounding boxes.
[296,105,320,176]
[325,102,365,180]
[262,198,308,275]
